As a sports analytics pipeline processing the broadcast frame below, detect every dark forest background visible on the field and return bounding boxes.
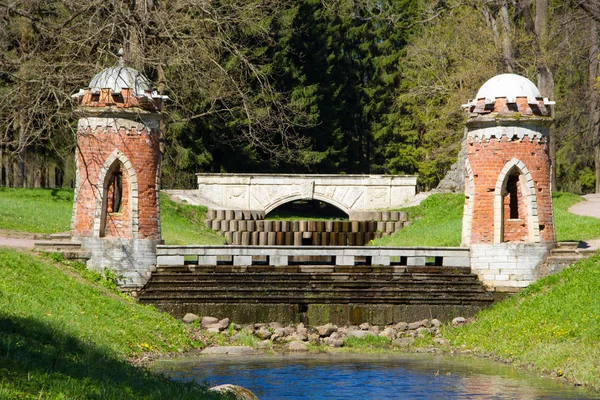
[1,0,600,192]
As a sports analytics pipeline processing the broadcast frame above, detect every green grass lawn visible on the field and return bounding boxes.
[159,193,226,245]
[444,253,600,390]
[373,193,464,247]
[0,188,73,234]
[0,188,226,244]
[552,192,600,242]
[0,248,225,399]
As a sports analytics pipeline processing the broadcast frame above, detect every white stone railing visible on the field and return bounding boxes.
[156,245,470,268]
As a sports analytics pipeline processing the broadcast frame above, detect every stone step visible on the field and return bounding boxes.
[34,241,83,252]
[33,241,91,261]
[142,282,488,294]
[139,294,494,306]
[549,248,596,257]
[147,273,480,284]
[139,287,493,302]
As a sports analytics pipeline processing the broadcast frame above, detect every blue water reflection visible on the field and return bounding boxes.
[157,353,596,399]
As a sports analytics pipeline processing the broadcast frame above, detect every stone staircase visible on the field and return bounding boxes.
[537,241,597,277]
[33,233,91,261]
[138,264,494,324]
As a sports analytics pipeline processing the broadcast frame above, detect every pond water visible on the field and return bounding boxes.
[155,353,596,399]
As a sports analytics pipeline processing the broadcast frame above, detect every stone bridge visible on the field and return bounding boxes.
[171,174,417,218]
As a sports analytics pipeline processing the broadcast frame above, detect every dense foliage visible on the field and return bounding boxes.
[1,1,600,191]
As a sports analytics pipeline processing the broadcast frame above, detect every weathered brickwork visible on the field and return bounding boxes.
[467,135,554,244]
[72,128,160,239]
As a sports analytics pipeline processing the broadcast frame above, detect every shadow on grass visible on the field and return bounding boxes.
[0,314,224,399]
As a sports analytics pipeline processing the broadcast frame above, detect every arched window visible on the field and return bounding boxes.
[107,167,123,213]
[506,173,520,219]
[494,158,541,243]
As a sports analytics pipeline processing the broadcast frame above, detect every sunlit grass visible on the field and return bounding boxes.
[552,192,600,242]
[0,187,73,233]
[373,193,464,247]
[0,248,224,399]
[160,193,226,245]
[444,254,600,389]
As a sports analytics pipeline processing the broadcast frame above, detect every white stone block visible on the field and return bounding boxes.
[270,255,289,266]
[407,257,426,266]
[336,256,355,266]
[198,255,218,265]
[372,256,390,266]
[233,255,253,266]
[157,255,184,266]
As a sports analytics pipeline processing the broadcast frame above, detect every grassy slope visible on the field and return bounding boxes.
[444,254,600,389]
[0,188,226,245]
[552,192,600,242]
[159,193,226,245]
[0,248,224,399]
[373,193,464,247]
[0,188,73,234]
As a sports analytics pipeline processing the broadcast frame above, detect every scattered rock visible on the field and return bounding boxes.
[379,327,395,339]
[316,323,336,337]
[290,331,308,342]
[257,340,273,350]
[407,321,423,330]
[182,313,200,324]
[431,319,442,329]
[216,318,230,330]
[323,337,344,348]
[201,346,257,355]
[269,322,283,329]
[452,317,467,327]
[394,322,408,331]
[359,322,371,330]
[255,327,272,340]
[209,384,259,400]
[201,316,219,328]
[288,341,308,352]
[416,327,431,335]
[207,327,221,334]
[348,330,375,339]
[433,338,448,346]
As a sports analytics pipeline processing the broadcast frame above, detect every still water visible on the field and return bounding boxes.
[156,353,597,399]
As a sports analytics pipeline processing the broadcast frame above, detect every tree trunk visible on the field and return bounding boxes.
[16,17,30,188]
[499,1,515,72]
[588,17,600,193]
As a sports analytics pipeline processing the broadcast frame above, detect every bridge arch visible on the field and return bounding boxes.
[264,194,350,216]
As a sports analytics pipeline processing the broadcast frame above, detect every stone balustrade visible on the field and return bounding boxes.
[156,245,470,268]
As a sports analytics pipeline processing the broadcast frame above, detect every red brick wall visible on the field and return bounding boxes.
[72,126,160,240]
[467,136,554,244]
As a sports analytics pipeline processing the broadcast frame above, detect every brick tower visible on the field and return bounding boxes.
[461,73,555,291]
[71,56,167,289]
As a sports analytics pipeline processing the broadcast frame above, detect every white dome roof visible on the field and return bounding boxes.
[476,73,540,102]
[89,66,152,95]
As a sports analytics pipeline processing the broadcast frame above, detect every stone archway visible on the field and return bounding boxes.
[494,158,540,243]
[94,150,139,239]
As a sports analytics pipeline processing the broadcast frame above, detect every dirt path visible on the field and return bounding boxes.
[567,194,600,250]
[0,230,37,249]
